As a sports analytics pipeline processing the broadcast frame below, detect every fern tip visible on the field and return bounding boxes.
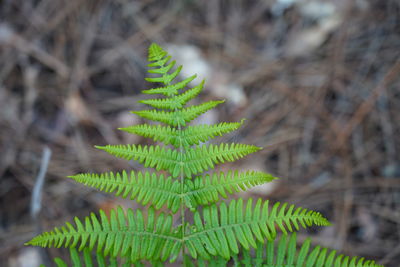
[66,174,83,181]
[24,236,39,247]
[94,145,109,152]
[149,42,161,49]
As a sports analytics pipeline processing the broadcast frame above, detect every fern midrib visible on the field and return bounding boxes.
[169,67,186,249]
[177,121,185,242]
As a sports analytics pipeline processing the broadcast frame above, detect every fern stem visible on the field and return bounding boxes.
[170,72,186,256]
[178,120,186,257]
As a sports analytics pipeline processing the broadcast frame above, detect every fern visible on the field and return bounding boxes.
[185,199,330,259]
[68,170,276,213]
[185,234,380,267]
[96,143,260,178]
[119,120,244,147]
[28,207,182,262]
[26,43,383,266]
[49,247,136,267]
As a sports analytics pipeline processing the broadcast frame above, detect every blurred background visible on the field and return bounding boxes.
[1,0,399,266]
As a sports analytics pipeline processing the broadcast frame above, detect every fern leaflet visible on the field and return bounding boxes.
[139,80,205,109]
[25,207,182,262]
[132,100,224,126]
[142,75,196,97]
[186,171,277,205]
[68,171,182,213]
[96,143,261,178]
[119,120,244,148]
[191,234,383,267]
[68,170,277,213]
[184,198,330,259]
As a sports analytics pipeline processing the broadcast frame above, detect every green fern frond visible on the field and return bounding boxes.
[132,100,224,126]
[96,143,260,178]
[51,247,164,267]
[119,120,243,148]
[145,43,182,85]
[95,144,178,174]
[173,143,261,178]
[145,65,182,85]
[68,170,276,214]
[50,247,132,267]
[142,75,196,96]
[25,207,182,262]
[118,124,178,146]
[184,199,330,259]
[51,247,165,267]
[25,43,383,267]
[262,234,383,267]
[148,59,176,75]
[147,43,168,63]
[193,233,383,267]
[186,171,277,206]
[178,121,245,146]
[139,80,205,110]
[68,171,182,213]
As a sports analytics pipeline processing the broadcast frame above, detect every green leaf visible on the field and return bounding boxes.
[147,43,168,63]
[148,60,176,75]
[25,207,182,262]
[96,143,260,178]
[26,43,383,267]
[145,66,182,85]
[69,170,277,214]
[140,80,204,109]
[178,120,244,147]
[185,199,330,259]
[196,233,384,267]
[186,171,277,206]
[95,144,177,174]
[68,171,182,213]
[119,120,243,148]
[146,43,182,85]
[177,143,261,178]
[142,75,197,97]
[132,100,225,126]
[41,247,140,267]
